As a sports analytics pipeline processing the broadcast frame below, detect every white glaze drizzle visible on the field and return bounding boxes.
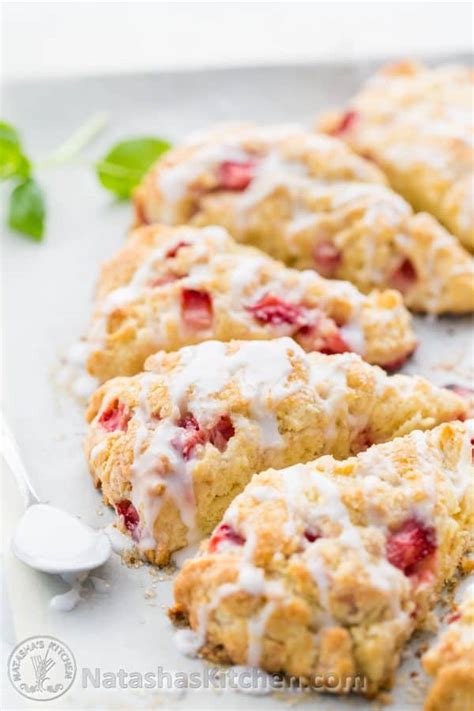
[127,339,305,551]
[87,222,372,360]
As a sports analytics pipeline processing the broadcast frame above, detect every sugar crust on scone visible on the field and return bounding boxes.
[133,124,474,313]
[422,583,474,711]
[84,337,467,566]
[317,62,474,251]
[170,420,474,697]
[85,223,416,381]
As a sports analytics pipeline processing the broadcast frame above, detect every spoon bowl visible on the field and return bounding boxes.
[12,503,112,575]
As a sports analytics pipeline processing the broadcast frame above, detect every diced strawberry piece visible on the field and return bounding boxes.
[446,611,462,624]
[246,293,308,328]
[177,413,200,431]
[180,429,208,459]
[330,110,358,136]
[319,330,351,355]
[116,499,140,538]
[99,401,131,432]
[209,523,246,553]
[389,258,418,293]
[181,289,213,330]
[166,241,190,259]
[355,427,373,451]
[386,518,436,576]
[173,413,207,460]
[444,384,474,399]
[297,318,350,355]
[313,241,342,277]
[208,415,235,452]
[217,160,256,191]
[304,527,321,543]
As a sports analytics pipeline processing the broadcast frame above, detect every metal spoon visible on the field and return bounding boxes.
[2,412,111,575]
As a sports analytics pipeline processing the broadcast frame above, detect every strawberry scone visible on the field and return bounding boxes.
[133,124,474,313]
[317,62,474,251]
[422,584,474,711]
[84,338,467,565]
[170,420,474,697]
[85,224,416,381]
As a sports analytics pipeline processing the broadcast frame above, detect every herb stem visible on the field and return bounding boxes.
[36,112,109,168]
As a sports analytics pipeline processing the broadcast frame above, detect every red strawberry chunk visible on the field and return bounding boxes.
[331,110,358,136]
[296,316,350,355]
[181,289,213,330]
[246,293,307,328]
[166,241,190,259]
[446,611,462,624]
[217,160,256,191]
[313,241,342,277]
[173,413,235,459]
[99,401,131,432]
[177,413,200,431]
[208,415,235,452]
[355,427,373,452]
[173,413,207,460]
[116,499,140,538]
[386,518,436,576]
[389,258,418,293]
[209,523,246,553]
[304,527,321,543]
[319,330,350,355]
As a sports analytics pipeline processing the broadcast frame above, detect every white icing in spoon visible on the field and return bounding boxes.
[13,504,112,575]
[3,413,112,578]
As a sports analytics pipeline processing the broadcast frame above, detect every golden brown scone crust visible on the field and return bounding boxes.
[423,584,474,711]
[85,223,416,381]
[171,421,474,697]
[134,124,474,313]
[84,337,467,565]
[317,62,474,251]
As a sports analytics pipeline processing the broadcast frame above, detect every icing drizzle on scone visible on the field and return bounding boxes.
[85,223,419,381]
[172,420,474,687]
[85,339,467,565]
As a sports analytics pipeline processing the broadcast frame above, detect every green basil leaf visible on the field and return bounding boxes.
[0,121,31,180]
[96,137,171,198]
[8,178,46,241]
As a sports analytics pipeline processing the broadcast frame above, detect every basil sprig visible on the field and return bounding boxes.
[0,115,171,242]
[1,121,45,240]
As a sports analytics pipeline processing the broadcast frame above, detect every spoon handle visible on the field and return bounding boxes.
[1,411,40,508]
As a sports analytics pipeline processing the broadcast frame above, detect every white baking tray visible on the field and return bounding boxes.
[2,59,473,710]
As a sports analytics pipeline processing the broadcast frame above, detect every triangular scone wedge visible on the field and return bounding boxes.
[170,420,474,697]
[84,337,467,565]
[316,61,474,251]
[84,224,416,382]
[422,584,474,711]
[133,124,474,313]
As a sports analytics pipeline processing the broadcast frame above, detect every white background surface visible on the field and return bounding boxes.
[2,1,473,82]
